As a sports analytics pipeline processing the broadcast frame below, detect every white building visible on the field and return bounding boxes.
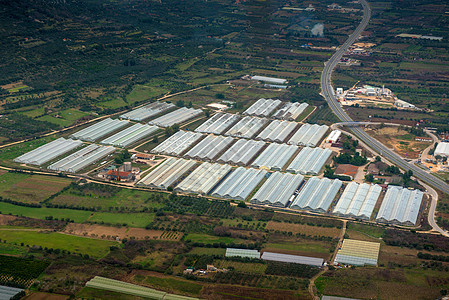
[327,130,341,144]
[251,75,287,85]
[435,142,449,157]
[395,99,416,109]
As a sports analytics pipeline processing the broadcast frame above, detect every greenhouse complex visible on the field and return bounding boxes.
[13,96,427,229]
[334,239,381,266]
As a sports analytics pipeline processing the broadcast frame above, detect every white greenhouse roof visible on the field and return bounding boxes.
[70,118,128,142]
[376,186,424,226]
[184,135,234,161]
[148,107,203,127]
[194,113,240,135]
[225,248,261,259]
[288,123,329,147]
[225,116,269,139]
[251,172,304,207]
[100,123,158,148]
[286,147,332,175]
[256,120,298,143]
[334,239,380,266]
[243,98,282,117]
[290,177,342,213]
[120,102,175,121]
[175,162,232,195]
[333,182,381,220]
[261,252,323,267]
[48,144,116,173]
[272,102,309,121]
[251,76,287,85]
[217,139,266,166]
[251,143,298,171]
[14,138,83,166]
[152,130,204,156]
[212,167,266,200]
[138,157,196,190]
[435,142,449,157]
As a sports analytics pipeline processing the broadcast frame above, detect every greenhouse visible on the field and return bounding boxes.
[14,138,83,166]
[120,102,175,121]
[152,131,204,156]
[194,113,240,135]
[286,147,332,175]
[225,248,260,259]
[256,120,298,143]
[148,107,203,127]
[376,186,424,226]
[333,182,382,220]
[47,144,116,173]
[272,102,309,121]
[250,172,304,207]
[243,98,282,117]
[184,135,234,161]
[290,177,342,213]
[224,116,269,139]
[217,139,266,166]
[251,143,298,171]
[100,123,159,148]
[175,162,232,195]
[287,123,329,147]
[137,157,197,190]
[70,118,128,142]
[261,252,323,267]
[334,239,380,266]
[211,167,266,200]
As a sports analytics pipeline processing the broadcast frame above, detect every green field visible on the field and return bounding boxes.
[99,97,128,109]
[0,202,92,223]
[264,242,329,254]
[88,212,155,228]
[77,287,146,300]
[347,222,385,239]
[140,275,203,295]
[37,109,90,127]
[0,230,117,258]
[0,137,56,162]
[188,247,226,255]
[0,172,72,204]
[184,233,235,244]
[126,85,169,104]
[0,242,29,256]
[216,260,267,274]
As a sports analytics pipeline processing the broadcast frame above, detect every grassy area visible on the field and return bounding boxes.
[38,109,90,127]
[184,233,235,244]
[0,230,116,258]
[0,202,92,223]
[0,172,72,204]
[21,107,45,118]
[347,222,385,239]
[88,212,155,228]
[126,85,169,105]
[216,260,267,274]
[264,242,329,254]
[188,247,226,255]
[0,242,29,256]
[99,98,128,109]
[139,275,203,295]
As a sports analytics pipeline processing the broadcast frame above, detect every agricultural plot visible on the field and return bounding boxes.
[265,221,341,238]
[0,172,72,204]
[251,172,304,207]
[120,102,175,121]
[216,260,267,274]
[286,147,332,175]
[272,102,309,121]
[217,139,266,166]
[148,107,203,127]
[194,113,240,135]
[184,135,234,161]
[100,123,159,148]
[70,118,129,142]
[175,163,232,195]
[287,123,329,147]
[256,120,298,143]
[152,131,204,156]
[0,255,49,288]
[251,143,298,171]
[243,98,282,117]
[224,116,269,139]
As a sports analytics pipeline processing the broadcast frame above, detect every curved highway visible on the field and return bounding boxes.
[321,0,449,235]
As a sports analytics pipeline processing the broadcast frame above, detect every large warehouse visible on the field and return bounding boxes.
[14,138,83,166]
[70,118,128,142]
[175,162,232,195]
[251,143,298,171]
[435,142,449,157]
[251,172,304,207]
[100,123,159,148]
[217,139,266,166]
[120,102,175,121]
[148,107,203,127]
[137,157,197,190]
[376,186,424,226]
[194,113,240,135]
[225,116,269,139]
[243,98,282,117]
[333,182,382,220]
[334,239,380,266]
[211,167,266,200]
[288,123,329,147]
[256,120,298,143]
[286,147,332,175]
[272,102,309,121]
[184,135,234,161]
[290,177,342,213]
[47,144,116,173]
[152,130,204,156]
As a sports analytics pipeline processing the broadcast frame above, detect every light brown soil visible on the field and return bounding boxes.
[0,214,17,225]
[266,221,341,238]
[22,292,68,300]
[63,223,182,241]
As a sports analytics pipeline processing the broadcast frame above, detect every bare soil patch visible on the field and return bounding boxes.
[0,214,17,225]
[266,221,340,238]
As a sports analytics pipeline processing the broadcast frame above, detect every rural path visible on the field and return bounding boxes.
[308,220,347,299]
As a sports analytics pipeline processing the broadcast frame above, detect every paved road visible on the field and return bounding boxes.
[320,0,449,197]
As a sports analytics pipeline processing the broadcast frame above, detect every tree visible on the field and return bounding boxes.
[237,201,247,208]
[365,173,374,183]
[375,156,381,162]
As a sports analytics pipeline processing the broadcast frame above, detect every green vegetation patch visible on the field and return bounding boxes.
[347,222,385,239]
[0,254,49,287]
[143,276,203,295]
[184,233,235,245]
[77,287,146,300]
[0,202,92,223]
[0,230,116,258]
[217,260,267,274]
[0,137,56,162]
[265,242,329,254]
[88,212,154,228]
[189,247,226,255]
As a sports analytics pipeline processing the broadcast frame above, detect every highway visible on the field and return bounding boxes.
[321,0,449,235]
